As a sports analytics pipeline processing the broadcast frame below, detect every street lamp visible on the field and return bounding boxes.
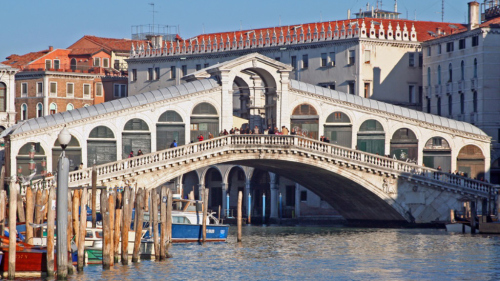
[56,126,71,279]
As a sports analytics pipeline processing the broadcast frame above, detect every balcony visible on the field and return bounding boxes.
[471,78,478,90]
[424,86,432,98]
[446,82,453,95]
[434,85,442,96]
[457,80,464,93]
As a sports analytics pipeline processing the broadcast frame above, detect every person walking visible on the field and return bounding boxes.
[253,125,260,134]
[198,134,204,141]
[128,151,134,158]
[137,149,144,156]
[208,132,214,139]
[282,126,289,135]
[170,140,177,147]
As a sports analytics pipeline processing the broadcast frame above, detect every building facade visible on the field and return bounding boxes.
[422,1,500,183]
[0,64,18,131]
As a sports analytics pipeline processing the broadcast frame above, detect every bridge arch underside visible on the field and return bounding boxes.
[134,155,408,223]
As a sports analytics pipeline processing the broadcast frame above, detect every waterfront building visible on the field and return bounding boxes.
[422,1,500,182]
[0,64,18,131]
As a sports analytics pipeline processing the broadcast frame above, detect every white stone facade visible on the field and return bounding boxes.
[0,64,18,130]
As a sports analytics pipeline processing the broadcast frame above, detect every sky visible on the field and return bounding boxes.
[1,0,474,62]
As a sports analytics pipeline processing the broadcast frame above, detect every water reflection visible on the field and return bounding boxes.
[43,226,500,280]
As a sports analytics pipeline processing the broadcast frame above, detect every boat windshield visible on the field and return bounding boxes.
[172,216,191,224]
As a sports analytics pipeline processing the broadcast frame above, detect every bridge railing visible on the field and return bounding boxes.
[30,135,495,196]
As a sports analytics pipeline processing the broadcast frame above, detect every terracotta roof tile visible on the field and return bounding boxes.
[68,35,150,55]
[2,50,50,69]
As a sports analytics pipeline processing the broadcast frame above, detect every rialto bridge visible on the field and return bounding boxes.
[1,53,496,224]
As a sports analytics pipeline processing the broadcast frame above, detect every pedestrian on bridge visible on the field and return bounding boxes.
[170,140,177,148]
[198,134,204,142]
[208,132,214,139]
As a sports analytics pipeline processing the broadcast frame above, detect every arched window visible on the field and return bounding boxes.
[66,103,74,111]
[357,119,385,155]
[460,61,465,81]
[21,104,27,120]
[50,103,57,115]
[70,58,77,71]
[123,118,150,159]
[473,58,478,78]
[448,95,452,115]
[192,102,217,115]
[460,93,465,114]
[191,103,219,143]
[473,91,478,113]
[427,67,431,87]
[437,97,441,116]
[36,103,43,118]
[157,110,185,149]
[0,82,6,112]
[324,112,351,147]
[437,65,441,85]
[88,126,116,165]
[291,104,319,139]
[448,63,452,82]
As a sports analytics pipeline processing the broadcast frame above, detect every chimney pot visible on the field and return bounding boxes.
[48,46,53,52]
[468,1,480,30]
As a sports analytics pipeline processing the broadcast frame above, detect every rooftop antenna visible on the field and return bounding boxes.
[279,15,281,27]
[442,0,444,22]
[149,3,157,34]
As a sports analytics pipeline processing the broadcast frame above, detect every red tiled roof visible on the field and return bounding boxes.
[145,18,467,52]
[2,49,51,69]
[68,35,149,55]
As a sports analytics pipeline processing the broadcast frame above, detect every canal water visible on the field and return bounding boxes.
[37,226,500,280]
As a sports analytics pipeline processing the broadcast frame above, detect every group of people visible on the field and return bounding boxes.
[128,149,144,158]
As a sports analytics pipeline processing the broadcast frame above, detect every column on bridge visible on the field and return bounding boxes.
[245,179,251,218]
[295,183,301,218]
[221,182,227,218]
[269,172,279,219]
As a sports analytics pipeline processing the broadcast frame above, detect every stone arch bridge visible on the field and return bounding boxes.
[30,134,494,224]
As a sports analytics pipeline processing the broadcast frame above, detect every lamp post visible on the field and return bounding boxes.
[56,126,71,279]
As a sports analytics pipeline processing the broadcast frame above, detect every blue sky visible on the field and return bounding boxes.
[1,0,473,62]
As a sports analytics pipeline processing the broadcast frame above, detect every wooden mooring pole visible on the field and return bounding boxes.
[108,189,115,266]
[202,188,209,243]
[160,186,167,260]
[46,185,56,277]
[132,188,144,262]
[237,190,242,242]
[166,189,172,258]
[0,190,5,237]
[91,165,97,228]
[101,189,111,269]
[152,189,160,261]
[113,190,122,263]
[72,190,80,246]
[35,189,43,237]
[78,187,87,272]
[67,190,74,274]
[8,182,18,279]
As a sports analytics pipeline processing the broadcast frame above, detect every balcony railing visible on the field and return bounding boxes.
[471,78,478,90]
[446,82,453,94]
[19,63,127,76]
[457,80,464,92]
[424,86,432,98]
[434,85,442,96]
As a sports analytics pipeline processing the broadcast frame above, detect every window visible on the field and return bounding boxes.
[54,59,60,70]
[285,186,295,207]
[448,63,453,82]
[474,58,478,78]
[154,67,160,80]
[114,59,120,69]
[437,44,442,54]
[427,47,431,56]
[460,93,465,114]
[170,66,176,79]
[131,69,137,82]
[300,190,307,202]
[83,84,91,98]
[437,97,441,116]
[459,38,466,49]
[448,95,452,115]
[96,83,103,97]
[472,35,479,47]
[329,52,336,66]
[103,58,109,68]
[446,42,454,52]
[419,54,423,67]
[473,91,478,112]
[409,85,415,103]
[291,56,297,69]
[190,123,199,130]
[364,50,371,64]
[66,83,74,97]
[461,61,465,81]
[275,57,280,62]
[348,50,355,65]
[50,82,57,96]
[70,58,77,71]
[181,65,187,76]
[93,58,100,67]
[427,67,431,87]
[409,53,415,67]
[66,104,74,111]
[45,60,51,70]
[36,103,43,118]
[438,65,441,85]
[196,64,201,71]
[37,82,43,96]
[204,63,209,68]
[302,54,308,68]
[21,83,27,97]
[21,104,27,120]
[426,97,431,113]
[321,53,327,67]
[348,81,355,95]
[50,103,57,115]
[147,68,153,81]
[432,137,442,147]
[0,83,6,112]
[113,84,127,98]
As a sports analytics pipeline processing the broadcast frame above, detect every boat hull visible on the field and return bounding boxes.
[171,223,229,242]
[445,222,472,233]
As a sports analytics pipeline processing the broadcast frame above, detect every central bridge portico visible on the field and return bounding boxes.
[2,53,495,224]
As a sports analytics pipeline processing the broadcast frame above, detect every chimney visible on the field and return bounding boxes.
[468,1,480,30]
[348,9,351,19]
[394,0,398,13]
[48,46,54,52]
[436,27,442,35]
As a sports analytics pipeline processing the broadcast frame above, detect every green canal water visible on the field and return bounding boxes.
[34,226,500,280]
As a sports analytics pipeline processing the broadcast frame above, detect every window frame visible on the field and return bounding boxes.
[131,69,137,82]
[154,67,160,80]
[50,82,57,96]
[147,68,153,81]
[53,59,60,70]
[348,50,355,65]
[302,54,308,69]
[364,50,371,64]
[45,59,52,70]
[320,53,327,67]
[459,38,466,50]
[113,84,127,98]
[36,82,43,97]
[102,58,109,68]
[170,66,176,79]
[93,57,100,67]
[96,83,103,97]
[21,82,28,97]
[66,82,74,97]
[36,102,43,118]
[83,83,91,99]
[21,103,27,120]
